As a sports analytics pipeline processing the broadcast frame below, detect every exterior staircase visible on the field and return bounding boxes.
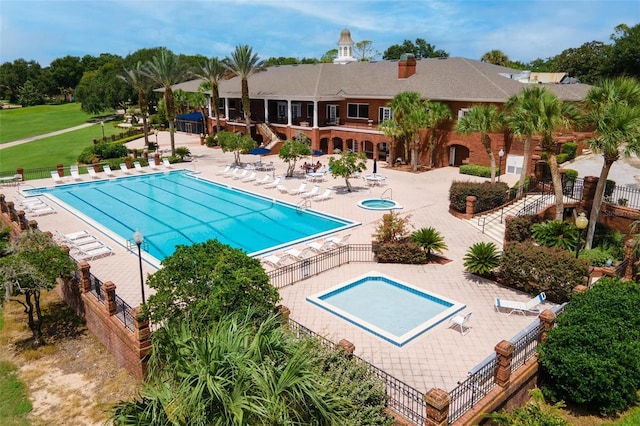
[257,123,283,149]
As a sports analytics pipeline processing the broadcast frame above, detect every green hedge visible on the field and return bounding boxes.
[449,181,509,213]
[505,215,539,243]
[459,164,494,178]
[498,242,590,303]
[561,142,577,160]
[78,142,129,164]
[375,241,428,264]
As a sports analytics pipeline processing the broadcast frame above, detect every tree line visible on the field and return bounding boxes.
[2,22,636,108]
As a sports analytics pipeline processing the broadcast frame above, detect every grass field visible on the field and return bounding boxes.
[0,125,106,174]
[0,103,100,144]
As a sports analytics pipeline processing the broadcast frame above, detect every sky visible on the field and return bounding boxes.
[1,0,638,67]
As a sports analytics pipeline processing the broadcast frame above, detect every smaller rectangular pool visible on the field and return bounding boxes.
[306,272,465,346]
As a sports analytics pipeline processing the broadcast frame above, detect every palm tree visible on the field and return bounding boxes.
[118,62,153,146]
[378,118,402,167]
[194,57,227,135]
[411,227,448,257]
[583,77,640,248]
[481,50,510,66]
[223,45,266,135]
[143,49,191,156]
[387,91,430,171]
[425,101,452,168]
[455,105,504,182]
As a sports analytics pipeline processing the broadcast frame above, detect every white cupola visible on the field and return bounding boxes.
[333,28,357,64]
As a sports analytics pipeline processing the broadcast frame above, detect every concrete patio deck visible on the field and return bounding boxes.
[6,130,553,394]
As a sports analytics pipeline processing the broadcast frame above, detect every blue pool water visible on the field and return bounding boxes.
[28,171,356,260]
[306,272,465,346]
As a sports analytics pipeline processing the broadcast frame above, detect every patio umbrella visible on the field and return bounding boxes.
[249,147,271,156]
[312,149,324,157]
[373,158,377,174]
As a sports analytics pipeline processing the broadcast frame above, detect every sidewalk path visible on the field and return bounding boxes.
[0,122,97,150]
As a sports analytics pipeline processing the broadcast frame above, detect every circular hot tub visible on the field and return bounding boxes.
[357,198,403,211]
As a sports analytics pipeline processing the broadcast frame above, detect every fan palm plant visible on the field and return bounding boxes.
[425,101,452,168]
[455,104,504,183]
[143,49,192,156]
[194,57,227,134]
[118,62,154,146]
[531,220,579,251]
[224,45,266,134]
[411,227,447,256]
[387,92,431,171]
[583,77,640,248]
[463,242,501,277]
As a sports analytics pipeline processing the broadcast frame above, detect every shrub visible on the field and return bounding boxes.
[174,147,191,161]
[561,142,577,160]
[449,181,509,213]
[205,135,217,147]
[78,142,129,164]
[498,242,589,302]
[531,220,579,251]
[505,215,538,243]
[463,242,500,277]
[376,240,428,264]
[578,247,614,267]
[487,388,569,426]
[459,164,493,178]
[509,176,531,198]
[555,153,568,164]
[410,227,447,256]
[605,179,616,199]
[564,169,578,181]
[372,211,411,243]
[539,278,640,415]
[593,225,625,260]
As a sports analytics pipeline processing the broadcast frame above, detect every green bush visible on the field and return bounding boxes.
[561,142,578,160]
[463,242,501,277]
[605,179,616,198]
[487,388,569,426]
[593,224,625,260]
[449,181,509,213]
[410,227,447,256]
[376,240,428,264]
[205,135,217,147]
[459,164,492,178]
[78,142,130,164]
[578,247,614,267]
[564,169,578,181]
[531,220,579,251]
[509,176,531,198]
[539,278,640,415]
[498,242,589,302]
[555,153,569,164]
[505,215,538,243]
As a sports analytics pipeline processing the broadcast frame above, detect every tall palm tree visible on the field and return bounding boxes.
[583,77,640,248]
[223,45,266,135]
[387,91,430,171]
[194,57,227,135]
[506,86,546,197]
[118,62,153,146]
[455,104,504,182]
[481,50,510,66]
[378,118,402,167]
[425,101,452,168]
[143,49,191,156]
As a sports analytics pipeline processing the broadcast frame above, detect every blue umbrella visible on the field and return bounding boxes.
[312,149,324,157]
[249,147,271,156]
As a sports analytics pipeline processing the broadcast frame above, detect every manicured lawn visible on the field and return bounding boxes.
[0,103,99,144]
[0,126,105,175]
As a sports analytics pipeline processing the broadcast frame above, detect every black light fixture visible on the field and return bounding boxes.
[498,149,505,182]
[132,229,145,304]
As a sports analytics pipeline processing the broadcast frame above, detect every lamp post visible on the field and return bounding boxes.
[498,149,505,183]
[132,229,145,304]
[154,129,158,145]
[101,121,105,140]
[575,212,589,258]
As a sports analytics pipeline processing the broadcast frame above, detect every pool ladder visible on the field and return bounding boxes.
[381,188,393,200]
[296,199,311,212]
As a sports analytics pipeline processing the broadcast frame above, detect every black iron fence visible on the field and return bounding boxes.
[448,356,498,424]
[287,318,427,425]
[114,294,135,331]
[607,183,640,210]
[266,244,374,289]
[88,273,105,304]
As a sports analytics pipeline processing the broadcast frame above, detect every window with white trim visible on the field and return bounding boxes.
[458,108,469,119]
[347,103,369,119]
[306,104,314,118]
[379,107,392,122]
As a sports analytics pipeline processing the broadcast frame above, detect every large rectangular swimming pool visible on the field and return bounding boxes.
[27,171,356,260]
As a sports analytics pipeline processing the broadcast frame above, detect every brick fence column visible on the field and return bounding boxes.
[338,339,355,356]
[495,340,514,387]
[465,196,476,219]
[28,220,38,231]
[424,388,449,426]
[0,194,7,213]
[7,201,17,222]
[78,261,92,293]
[538,309,557,344]
[132,306,152,376]
[102,281,117,315]
[17,211,27,230]
[56,163,64,177]
[277,304,291,325]
[581,176,599,214]
[154,152,161,166]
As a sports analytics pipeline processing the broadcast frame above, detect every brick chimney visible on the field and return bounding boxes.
[398,53,417,79]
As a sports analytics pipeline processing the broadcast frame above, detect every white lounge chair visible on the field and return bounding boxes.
[449,312,472,335]
[494,292,546,316]
[50,171,65,184]
[216,165,232,175]
[264,177,281,189]
[133,161,146,173]
[69,165,82,181]
[325,233,350,247]
[120,163,131,174]
[242,171,258,182]
[276,184,289,193]
[306,239,335,253]
[253,174,271,186]
[162,158,173,169]
[288,182,307,195]
[87,167,100,179]
[149,160,161,171]
[27,204,56,217]
[312,188,333,202]
[283,247,314,260]
[74,245,114,261]
[300,185,320,199]
[55,230,89,244]
[233,170,249,180]
[260,254,288,269]
[103,165,116,177]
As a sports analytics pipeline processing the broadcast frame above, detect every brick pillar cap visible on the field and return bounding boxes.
[78,261,91,270]
[573,285,589,294]
[103,280,116,291]
[539,309,557,323]
[338,339,355,354]
[584,176,599,182]
[424,388,450,408]
[495,340,514,356]
[277,304,291,316]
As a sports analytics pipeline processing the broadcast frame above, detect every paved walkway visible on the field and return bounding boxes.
[0,122,97,149]
[3,131,562,394]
